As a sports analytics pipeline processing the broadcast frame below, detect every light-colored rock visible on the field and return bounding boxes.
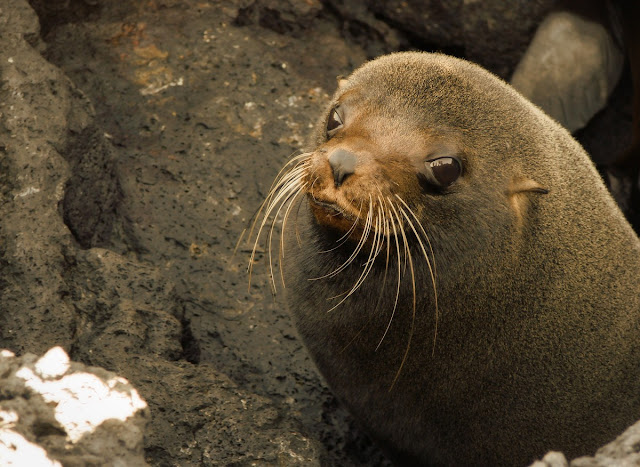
[530,451,569,467]
[531,420,640,467]
[0,347,149,466]
[511,11,624,132]
[570,419,640,466]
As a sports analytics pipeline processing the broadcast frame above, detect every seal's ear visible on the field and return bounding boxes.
[508,177,548,223]
[508,178,549,196]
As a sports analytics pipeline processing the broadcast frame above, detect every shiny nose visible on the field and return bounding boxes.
[328,149,357,188]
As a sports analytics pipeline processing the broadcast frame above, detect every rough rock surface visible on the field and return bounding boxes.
[0,347,148,466]
[0,0,637,465]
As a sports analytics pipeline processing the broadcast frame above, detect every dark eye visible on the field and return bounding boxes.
[424,157,462,187]
[326,107,344,137]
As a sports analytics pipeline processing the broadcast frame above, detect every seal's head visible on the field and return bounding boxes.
[250,52,552,299]
[306,53,551,254]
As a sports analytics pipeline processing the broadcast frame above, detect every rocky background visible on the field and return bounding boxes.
[0,0,636,465]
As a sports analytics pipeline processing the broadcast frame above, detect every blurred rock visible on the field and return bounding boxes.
[530,451,569,467]
[233,0,323,36]
[532,419,640,466]
[571,419,640,466]
[358,0,557,77]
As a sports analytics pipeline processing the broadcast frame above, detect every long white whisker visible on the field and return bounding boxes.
[325,202,374,299]
[386,198,416,391]
[248,161,309,289]
[338,198,387,354]
[248,162,309,254]
[278,189,307,289]
[369,195,391,331]
[249,176,302,270]
[396,197,439,356]
[395,194,438,284]
[311,201,371,281]
[325,196,378,309]
[317,200,365,254]
[266,180,307,293]
[247,155,310,241]
[376,198,404,351]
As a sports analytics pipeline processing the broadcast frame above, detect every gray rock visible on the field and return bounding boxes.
[0,0,43,49]
[0,1,332,465]
[511,11,624,133]
[233,0,323,36]
[461,0,557,77]
[0,0,77,355]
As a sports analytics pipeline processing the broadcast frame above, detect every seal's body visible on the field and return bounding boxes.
[253,52,640,465]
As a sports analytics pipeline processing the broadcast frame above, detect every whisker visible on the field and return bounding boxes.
[327,194,386,310]
[240,154,308,262]
[247,154,310,242]
[370,194,391,319]
[376,197,403,351]
[309,173,321,194]
[265,179,308,293]
[248,161,309,289]
[325,196,379,310]
[395,194,438,286]
[324,203,373,299]
[247,162,309,254]
[386,198,417,391]
[233,227,247,257]
[395,195,439,356]
[294,196,304,247]
[317,200,365,254]
[277,188,307,289]
[249,174,302,271]
[265,151,308,196]
[338,199,387,354]
[310,200,371,281]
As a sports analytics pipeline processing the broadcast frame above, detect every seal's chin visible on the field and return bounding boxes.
[308,196,360,234]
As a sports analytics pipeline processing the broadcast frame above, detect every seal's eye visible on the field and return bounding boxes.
[424,157,462,187]
[326,107,344,137]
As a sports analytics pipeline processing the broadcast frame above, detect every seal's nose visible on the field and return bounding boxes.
[328,149,357,188]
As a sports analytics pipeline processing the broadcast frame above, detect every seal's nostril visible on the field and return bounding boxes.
[328,149,357,188]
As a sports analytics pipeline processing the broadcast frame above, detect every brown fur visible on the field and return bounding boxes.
[275,52,640,466]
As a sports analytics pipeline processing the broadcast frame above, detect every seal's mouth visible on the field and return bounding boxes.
[309,197,352,218]
[308,196,361,234]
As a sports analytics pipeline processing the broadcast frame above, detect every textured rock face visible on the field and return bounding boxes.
[0,0,637,465]
[1,0,76,355]
[0,0,371,464]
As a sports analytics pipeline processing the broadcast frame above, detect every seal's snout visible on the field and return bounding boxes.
[328,149,357,188]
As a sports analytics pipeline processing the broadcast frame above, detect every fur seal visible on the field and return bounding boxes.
[248,52,640,466]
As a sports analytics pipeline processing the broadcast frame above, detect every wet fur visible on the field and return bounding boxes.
[249,52,640,465]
